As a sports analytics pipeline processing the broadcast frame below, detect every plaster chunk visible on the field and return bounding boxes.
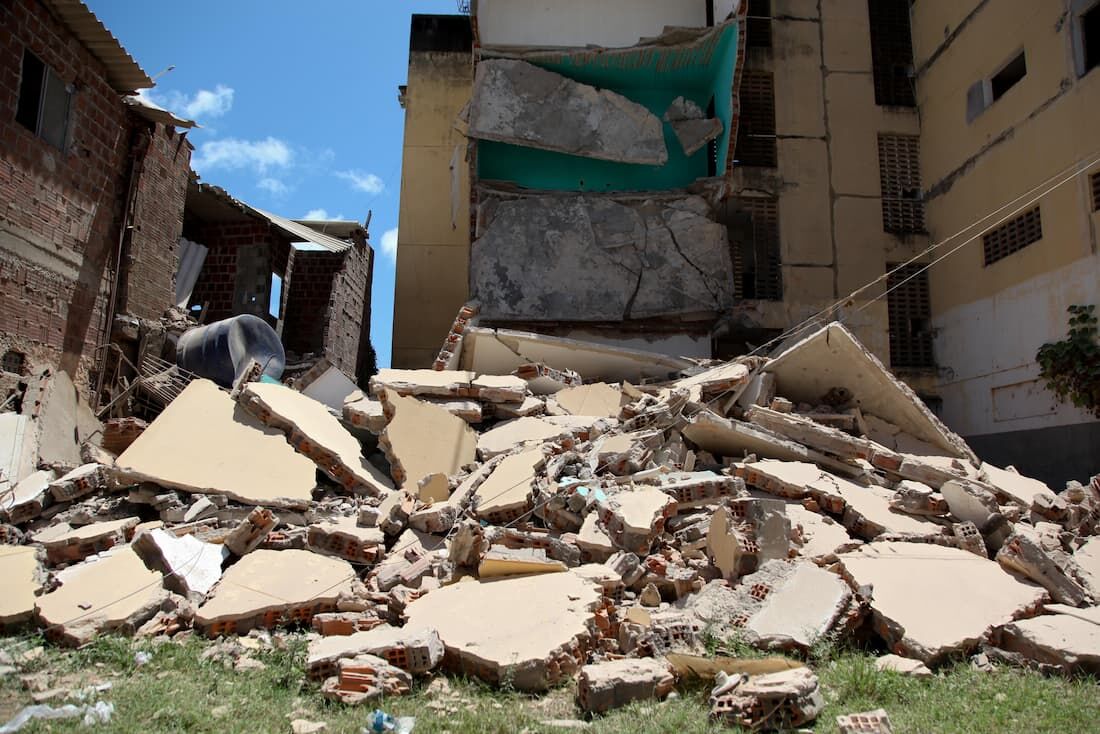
[474,448,544,523]
[837,542,1047,663]
[0,545,41,626]
[980,463,1056,507]
[378,389,476,489]
[576,658,675,714]
[307,624,444,679]
[999,614,1100,674]
[477,417,572,459]
[195,549,355,636]
[404,571,604,691]
[875,654,933,677]
[34,369,101,469]
[37,517,139,565]
[241,382,393,497]
[552,383,624,418]
[468,59,667,165]
[35,546,170,646]
[115,379,317,508]
[133,528,227,597]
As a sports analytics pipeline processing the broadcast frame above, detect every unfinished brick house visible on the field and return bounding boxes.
[0,0,194,384]
[182,183,376,384]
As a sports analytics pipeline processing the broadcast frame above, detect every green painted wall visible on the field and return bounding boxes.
[477,25,739,193]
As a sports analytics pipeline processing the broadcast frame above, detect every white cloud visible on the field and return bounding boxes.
[141,84,234,121]
[258,178,288,196]
[337,170,385,194]
[192,137,293,173]
[380,227,398,260]
[302,208,330,220]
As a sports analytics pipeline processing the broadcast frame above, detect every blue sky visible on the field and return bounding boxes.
[86,0,460,369]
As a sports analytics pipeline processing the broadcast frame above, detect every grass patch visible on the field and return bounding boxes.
[0,635,1097,733]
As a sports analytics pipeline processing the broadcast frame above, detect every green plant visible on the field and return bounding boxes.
[1036,304,1100,417]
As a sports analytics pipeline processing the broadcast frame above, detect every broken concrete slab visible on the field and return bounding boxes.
[1075,537,1100,596]
[36,517,139,565]
[0,545,41,626]
[664,96,724,156]
[0,413,37,499]
[417,473,450,503]
[342,397,387,435]
[513,363,581,395]
[307,625,445,679]
[115,380,317,509]
[875,654,932,678]
[133,527,226,598]
[486,395,545,420]
[240,382,394,498]
[477,417,572,459]
[224,507,277,557]
[820,478,945,541]
[471,194,733,322]
[836,542,1047,663]
[787,503,856,559]
[370,369,477,400]
[0,469,55,525]
[294,359,363,411]
[479,547,566,578]
[980,463,1056,507]
[576,658,675,714]
[710,668,823,730]
[306,516,386,564]
[35,546,171,646]
[474,448,544,524]
[471,374,526,404]
[32,369,101,469]
[575,514,615,563]
[404,571,603,691]
[1042,603,1100,626]
[765,323,976,462]
[320,653,413,704]
[378,389,476,490]
[599,487,674,555]
[996,533,1089,607]
[655,471,745,508]
[48,463,107,503]
[459,326,693,384]
[551,383,624,419]
[740,561,853,652]
[998,613,1100,674]
[194,549,355,636]
[468,59,667,165]
[745,406,876,462]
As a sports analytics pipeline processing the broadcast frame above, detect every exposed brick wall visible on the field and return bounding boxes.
[281,248,342,357]
[122,122,192,320]
[324,243,373,381]
[0,0,133,377]
[188,220,272,323]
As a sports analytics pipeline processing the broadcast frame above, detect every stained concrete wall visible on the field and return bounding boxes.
[391,15,473,369]
[912,0,1100,481]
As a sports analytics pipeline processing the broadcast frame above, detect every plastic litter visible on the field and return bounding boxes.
[134,651,152,666]
[0,700,113,733]
[362,710,415,734]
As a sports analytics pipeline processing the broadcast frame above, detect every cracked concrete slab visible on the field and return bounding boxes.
[477,417,573,459]
[115,380,317,509]
[474,448,543,524]
[999,613,1100,674]
[378,389,476,490]
[36,517,139,565]
[468,59,667,165]
[0,545,42,626]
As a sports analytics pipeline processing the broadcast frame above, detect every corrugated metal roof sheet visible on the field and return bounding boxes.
[123,95,197,129]
[43,0,153,92]
[252,208,355,253]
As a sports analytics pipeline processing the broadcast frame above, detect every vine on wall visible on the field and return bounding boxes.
[1036,304,1100,417]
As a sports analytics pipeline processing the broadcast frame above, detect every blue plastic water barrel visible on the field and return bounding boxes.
[176,314,285,387]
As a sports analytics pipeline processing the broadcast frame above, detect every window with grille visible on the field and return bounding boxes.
[1,350,26,375]
[868,0,916,107]
[878,134,924,234]
[983,207,1043,265]
[887,263,933,368]
[729,197,782,301]
[734,71,777,167]
[746,0,772,49]
[1091,171,1100,211]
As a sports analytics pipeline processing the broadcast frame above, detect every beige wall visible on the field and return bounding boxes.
[913,0,1100,439]
[391,50,473,369]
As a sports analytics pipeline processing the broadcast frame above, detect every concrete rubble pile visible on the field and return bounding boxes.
[2,318,1099,727]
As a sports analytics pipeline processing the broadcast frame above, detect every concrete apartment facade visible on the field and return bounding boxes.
[912,0,1100,482]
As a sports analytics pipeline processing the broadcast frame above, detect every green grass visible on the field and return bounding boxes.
[0,634,1097,733]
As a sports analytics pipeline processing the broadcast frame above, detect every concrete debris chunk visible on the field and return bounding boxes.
[1076,537,1100,596]
[836,709,894,734]
[874,654,932,678]
[837,542,1046,663]
[745,405,875,461]
[740,561,853,652]
[710,668,823,730]
[476,417,574,459]
[551,383,624,418]
[378,388,476,489]
[664,98,723,157]
[306,516,386,564]
[36,546,171,646]
[133,527,226,597]
[370,369,477,399]
[224,507,277,557]
[998,614,1100,674]
[471,374,526,404]
[115,379,318,508]
[36,517,139,565]
[1,469,55,524]
[307,624,444,679]
[240,382,393,497]
[403,571,603,691]
[342,397,387,434]
[513,363,581,395]
[980,463,1057,507]
[467,59,668,165]
[0,545,42,626]
[479,547,566,578]
[321,653,413,704]
[576,658,675,714]
[33,369,101,469]
[996,533,1089,607]
[599,487,675,555]
[474,448,544,523]
[194,549,355,636]
[575,514,615,563]
[0,413,37,499]
[48,463,107,503]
